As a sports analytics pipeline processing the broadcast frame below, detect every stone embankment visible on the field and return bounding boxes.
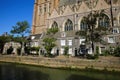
[0,55,120,71]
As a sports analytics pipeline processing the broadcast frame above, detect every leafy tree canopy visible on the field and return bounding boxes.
[0,35,13,53]
[43,38,56,56]
[10,21,30,37]
[47,27,59,35]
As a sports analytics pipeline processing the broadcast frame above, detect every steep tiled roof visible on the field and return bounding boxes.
[54,31,78,38]
[42,31,78,39]
[29,34,42,40]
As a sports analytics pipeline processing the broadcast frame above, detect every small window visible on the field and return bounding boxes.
[80,39,85,44]
[34,42,38,47]
[68,40,72,46]
[61,32,66,37]
[108,36,115,43]
[61,40,66,46]
[112,28,119,34]
[31,36,35,40]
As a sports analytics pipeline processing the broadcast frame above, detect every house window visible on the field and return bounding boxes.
[80,38,85,45]
[61,40,66,46]
[68,40,72,46]
[108,36,115,43]
[35,42,39,47]
[31,36,35,40]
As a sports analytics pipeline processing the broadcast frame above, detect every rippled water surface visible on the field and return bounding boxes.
[0,62,120,80]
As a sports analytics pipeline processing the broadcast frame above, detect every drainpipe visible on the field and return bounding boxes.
[110,0,114,27]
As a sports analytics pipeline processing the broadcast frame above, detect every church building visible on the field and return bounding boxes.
[31,0,120,56]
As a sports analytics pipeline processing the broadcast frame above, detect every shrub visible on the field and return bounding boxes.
[101,50,110,56]
[64,46,69,55]
[95,46,99,58]
[43,38,56,56]
[113,47,120,57]
[17,47,21,55]
[30,47,40,54]
[47,28,59,35]
[86,54,98,59]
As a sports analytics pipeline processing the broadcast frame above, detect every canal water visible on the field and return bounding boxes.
[0,62,120,80]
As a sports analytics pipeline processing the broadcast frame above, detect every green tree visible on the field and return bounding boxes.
[0,35,12,53]
[113,46,120,57]
[47,27,59,35]
[64,46,69,55]
[43,38,56,56]
[11,21,30,37]
[76,11,108,54]
[10,21,30,56]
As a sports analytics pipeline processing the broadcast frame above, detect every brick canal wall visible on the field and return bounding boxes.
[0,55,120,71]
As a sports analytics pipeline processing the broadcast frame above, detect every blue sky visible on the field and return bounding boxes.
[0,0,34,35]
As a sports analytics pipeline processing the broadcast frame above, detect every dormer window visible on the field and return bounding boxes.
[112,28,119,34]
[31,36,35,40]
[108,36,115,43]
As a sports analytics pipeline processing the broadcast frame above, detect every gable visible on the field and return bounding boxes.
[63,5,74,15]
[49,9,59,19]
[94,0,110,10]
[78,1,90,13]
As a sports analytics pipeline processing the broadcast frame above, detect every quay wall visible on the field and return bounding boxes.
[0,55,120,71]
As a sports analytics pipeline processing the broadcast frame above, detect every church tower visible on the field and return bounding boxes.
[32,0,60,34]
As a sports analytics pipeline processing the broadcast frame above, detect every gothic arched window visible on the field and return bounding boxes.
[80,19,88,31]
[51,21,58,29]
[98,14,110,28]
[64,19,73,31]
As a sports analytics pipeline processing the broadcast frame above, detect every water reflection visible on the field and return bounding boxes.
[0,63,49,80]
[66,74,98,80]
[0,62,120,80]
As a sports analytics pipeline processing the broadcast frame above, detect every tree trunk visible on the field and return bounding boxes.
[21,42,25,56]
[91,26,94,54]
